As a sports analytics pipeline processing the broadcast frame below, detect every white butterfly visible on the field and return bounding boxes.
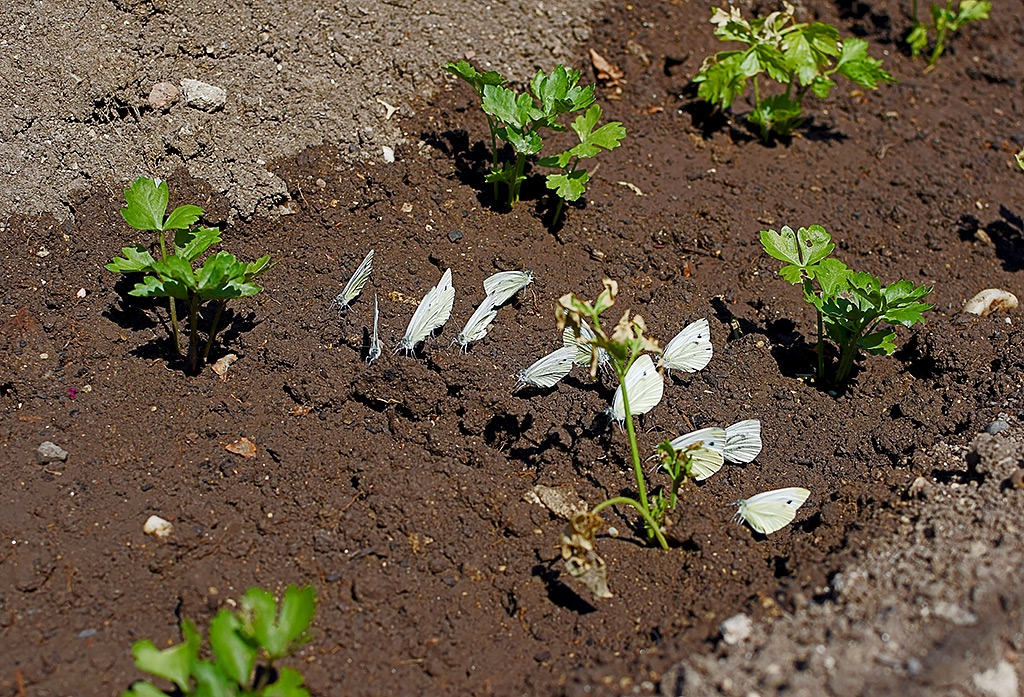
[723,419,762,463]
[515,346,576,390]
[561,322,611,370]
[608,354,663,424]
[668,426,727,481]
[457,296,498,351]
[367,294,381,364]
[331,249,373,310]
[398,268,455,354]
[484,270,533,306]
[733,487,810,535]
[660,318,713,374]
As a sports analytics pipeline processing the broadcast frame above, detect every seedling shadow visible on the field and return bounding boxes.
[958,210,1024,272]
[835,0,895,43]
[419,129,506,211]
[531,563,597,615]
[104,274,162,332]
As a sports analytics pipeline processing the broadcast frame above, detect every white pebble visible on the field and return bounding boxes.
[143,515,173,540]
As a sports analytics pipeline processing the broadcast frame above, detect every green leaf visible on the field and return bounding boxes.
[195,252,247,299]
[481,85,531,129]
[812,257,851,299]
[107,246,157,274]
[163,205,204,231]
[835,38,894,90]
[748,94,803,138]
[191,660,237,697]
[907,23,928,57]
[809,75,835,98]
[153,255,199,294]
[175,227,222,262]
[261,668,310,697]
[858,329,897,355]
[244,255,275,281]
[952,0,990,29]
[241,585,316,659]
[442,60,505,96]
[803,23,841,57]
[129,275,169,299]
[545,170,590,202]
[499,124,542,156]
[760,224,834,270]
[208,610,256,687]
[130,620,201,692]
[122,681,172,697]
[781,29,820,85]
[694,53,748,109]
[484,161,521,186]
[565,105,625,159]
[537,151,574,169]
[121,177,169,232]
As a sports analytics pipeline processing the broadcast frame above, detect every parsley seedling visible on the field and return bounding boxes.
[907,0,990,69]
[693,3,894,140]
[106,177,274,375]
[761,225,934,385]
[124,584,316,697]
[444,61,625,227]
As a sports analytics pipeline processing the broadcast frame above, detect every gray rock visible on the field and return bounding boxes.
[972,660,1019,697]
[448,229,463,243]
[180,78,227,112]
[147,81,179,111]
[36,440,68,464]
[986,419,1010,435]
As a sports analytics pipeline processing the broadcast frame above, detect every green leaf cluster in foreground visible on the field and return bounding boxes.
[761,225,934,385]
[443,60,625,228]
[106,177,274,375]
[124,584,316,697]
[693,3,894,140]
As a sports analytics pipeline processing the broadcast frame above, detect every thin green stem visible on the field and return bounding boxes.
[486,115,500,201]
[617,361,649,513]
[157,230,182,355]
[187,294,200,375]
[202,299,226,364]
[752,75,761,110]
[816,308,825,383]
[591,496,669,550]
[511,152,527,205]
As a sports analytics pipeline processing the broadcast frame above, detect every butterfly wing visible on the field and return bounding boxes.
[400,268,455,353]
[458,296,499,349]
[668,427,727,481]
[516,346,576,389]
[660,318,713,374]
[610,354,662,422]
[737,487,810,534]
[723,419,762,463]
[484,270,533,306]
[333,249,374,310]
[367,294,381,363]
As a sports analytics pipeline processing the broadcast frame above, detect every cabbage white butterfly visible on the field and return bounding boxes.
[609,354,663,424]
[659,318,713,374]
[723,419,762,463]
[331,249,373,310]
[398,268,455,354]
[668,426,727,480]
[733,487,810,535]
[457,296,498,351]
[366,294,381,363]
[484,270,533,306]
[515,345,576,390]
[561,322,611,371]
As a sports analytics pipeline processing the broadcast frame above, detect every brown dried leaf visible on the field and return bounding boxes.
[211,353,238,380]
[225,437,257,458]
[589,48,623,87]
[524,485,588,520]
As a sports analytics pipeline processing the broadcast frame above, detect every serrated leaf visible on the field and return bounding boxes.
[694,52,748,108]
[781,30,819,85]
[481,84,525,127]
[107,246,157,274]
[122,681,172,697]
[244,255,275,280]
[442,60,505,96]
[121,177,169,232]
[208,610,256,687]
[907,23,928,56]
[812,257,851,298]
[500,124,542,155]
[175,227,222,262]
[195,251,246,297]
[537,151,574,169]
[153,255,198,293]
[835,38,894,90]
[129,275,171,299]
[546,170,589,201]
[749,94,803,138]
[858,329,897,355]
[191,660,236,697]
[809,75,835,99]
[760,224,834,269]
[803,23,841,57]
[130,620,200,692]
[484,161,521,185]
[955,0,990,27]
[163,205,204,231]
[241,585,316,659]
[261,668,310,697]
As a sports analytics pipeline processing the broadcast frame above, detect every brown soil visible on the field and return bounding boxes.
[2,1,1024,696]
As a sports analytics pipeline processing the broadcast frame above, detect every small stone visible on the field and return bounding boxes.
[974,228,993,245]
[986,419,1010,435]
[972,660,1018,697]
[964,288,1018,317]
[36,441,68,464]
[448,229,463,243]
[907,476,934,499]
[933,600,977,626]
[180,78,227,112]
[143,515,173,540]
[147,81,180,111]
[382,145,395,163]
[720,613,753,645]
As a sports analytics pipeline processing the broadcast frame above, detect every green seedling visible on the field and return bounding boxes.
[693,4,894,140]
[443,60,625,227]
[124,584,316,697]
[106,177,273,375]
[556,280,706,598]
[907,0,990,69]
[761,225,933,385]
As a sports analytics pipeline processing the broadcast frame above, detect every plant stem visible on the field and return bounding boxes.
[618,366,650,514]
[158,230,182,355]
[486,115,500,201]
[511,152,527,205]
[592,496,669,550]
[202,299,226,363]
[187,294,200,375]
[816,308,825,383]
[929,0,953,66]
[550,197,565,229]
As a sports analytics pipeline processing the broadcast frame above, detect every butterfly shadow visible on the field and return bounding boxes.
[530,562,597,615]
